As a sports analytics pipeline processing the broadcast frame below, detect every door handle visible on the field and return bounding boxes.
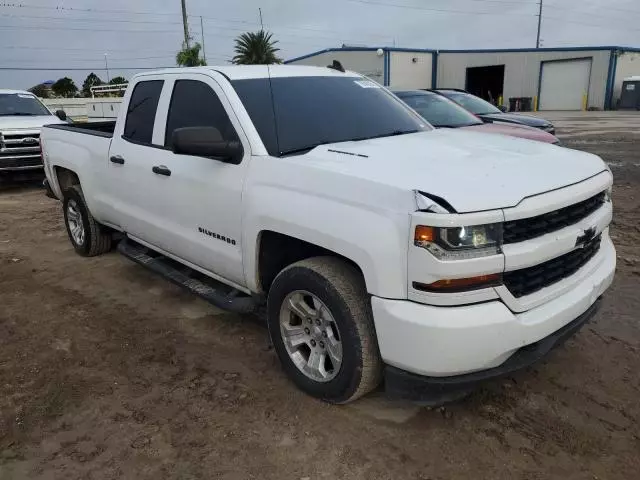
[110,155,125,165]
[152,165,171,177]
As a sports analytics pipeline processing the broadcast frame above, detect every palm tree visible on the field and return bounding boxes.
[232,30,282,65]
[176,42,206,67]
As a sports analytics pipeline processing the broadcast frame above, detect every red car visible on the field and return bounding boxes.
[394,90,559,144]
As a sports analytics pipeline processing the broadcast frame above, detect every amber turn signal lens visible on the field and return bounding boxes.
[413,273,502,293]
[414,226,435,244]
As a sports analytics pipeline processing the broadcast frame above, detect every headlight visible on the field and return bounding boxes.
[414,224,502,260]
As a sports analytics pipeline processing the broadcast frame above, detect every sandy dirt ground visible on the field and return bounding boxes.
[0,113,639,480]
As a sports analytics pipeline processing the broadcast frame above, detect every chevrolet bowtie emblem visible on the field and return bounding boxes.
[575,227,596,247]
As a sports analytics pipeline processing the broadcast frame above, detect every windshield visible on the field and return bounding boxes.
[396,92,483,128]
[440,92,501,115]
[0,93,51,116]
[232,76,430,156]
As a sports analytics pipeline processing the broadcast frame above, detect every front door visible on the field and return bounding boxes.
[132,73,251,287]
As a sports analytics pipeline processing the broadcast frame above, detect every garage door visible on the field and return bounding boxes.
[539,58,592,110]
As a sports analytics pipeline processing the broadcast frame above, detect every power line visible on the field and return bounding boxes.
[340,0,537,15]
[0,12,392,42]
[543,15,640,33]
[0,54,232,63]
[1,55,177,62]
[0,23,180,33]
[0,3,184,17]
[0,13,185,25]
[0,0,536,24]
[546,1,640,17]
[4,45,183,53]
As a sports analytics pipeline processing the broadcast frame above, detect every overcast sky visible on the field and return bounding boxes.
[1,0,639,89]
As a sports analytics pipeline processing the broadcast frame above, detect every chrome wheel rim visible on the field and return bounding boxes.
[279,290,343,383]
[66,199,85,246]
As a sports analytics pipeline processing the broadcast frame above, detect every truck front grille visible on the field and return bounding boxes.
[504,234,601,298]
[503,192,605,244]
[0,132,42,168]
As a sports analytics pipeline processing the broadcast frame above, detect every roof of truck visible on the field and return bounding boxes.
[134,65,361,81]
[0,89,34,95]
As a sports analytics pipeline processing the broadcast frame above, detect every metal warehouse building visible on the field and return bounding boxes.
[286,46,640,111]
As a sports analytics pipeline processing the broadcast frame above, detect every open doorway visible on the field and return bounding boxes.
[465,65,505,105]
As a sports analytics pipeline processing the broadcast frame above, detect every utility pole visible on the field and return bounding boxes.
[181,0,190,48]
[104,53,110,83]
[536,0,543,49]
[200,16,207,64]
[259,7,264,30]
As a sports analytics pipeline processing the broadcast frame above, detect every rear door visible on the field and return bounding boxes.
[124,72,252,287]
[105,76,165,235]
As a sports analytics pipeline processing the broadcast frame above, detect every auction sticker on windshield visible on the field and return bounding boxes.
[354,80,380,89]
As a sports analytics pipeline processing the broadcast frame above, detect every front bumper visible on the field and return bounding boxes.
[372,234,615,396]
[384,298,600,403]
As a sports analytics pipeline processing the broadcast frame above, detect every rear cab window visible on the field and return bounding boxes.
[123,80,164,144]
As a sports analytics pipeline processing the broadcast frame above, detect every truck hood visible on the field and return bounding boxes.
[0,115,65,131]
[302,129,607,213]
[461,122,558,143]
[479,112,552,129]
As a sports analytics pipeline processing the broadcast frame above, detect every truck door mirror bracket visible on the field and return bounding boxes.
[171,126,243,164]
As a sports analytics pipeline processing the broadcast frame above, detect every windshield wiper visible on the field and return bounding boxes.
[348,129,421,142]
[0,112,38,116]
[279,130,421,157]
[437,123,482,128]
[279,141,333,157]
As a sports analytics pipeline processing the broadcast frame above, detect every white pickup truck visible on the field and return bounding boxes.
[41,65,615,404]
[0,89,67,174]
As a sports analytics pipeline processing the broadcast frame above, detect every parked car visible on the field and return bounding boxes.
[394,90,559,144]
[0,89,67,174]
[434,89,556,135]
[41,66,614,404]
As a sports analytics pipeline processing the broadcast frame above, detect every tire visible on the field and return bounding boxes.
[267,256,382,403]
[62,185,112,257]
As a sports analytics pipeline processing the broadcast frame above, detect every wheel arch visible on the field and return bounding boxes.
[254,230,366,295]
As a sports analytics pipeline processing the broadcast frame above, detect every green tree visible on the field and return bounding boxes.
[51,77,78,98]
[176,42,206,67]
[232,30,282,65]
[82,72,103,97]
[28,84,50,98]
[109,76,127,85]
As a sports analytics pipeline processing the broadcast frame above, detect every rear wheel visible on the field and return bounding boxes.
[63,186,112,257]
[267,257,382,403]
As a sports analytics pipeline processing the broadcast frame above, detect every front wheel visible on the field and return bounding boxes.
[267,257,382,403]
[63,186,112,257]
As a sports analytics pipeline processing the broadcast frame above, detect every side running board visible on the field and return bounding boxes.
[117,239,258,314]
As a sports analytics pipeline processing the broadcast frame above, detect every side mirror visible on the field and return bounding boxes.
[172,126,243,164]
[55,110,67,121]
[498,105,508,112]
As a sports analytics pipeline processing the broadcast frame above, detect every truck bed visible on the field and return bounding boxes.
[45,121,116,138]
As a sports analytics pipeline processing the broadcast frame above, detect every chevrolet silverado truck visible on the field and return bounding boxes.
[0,89,67,174]
[40,66,615,404]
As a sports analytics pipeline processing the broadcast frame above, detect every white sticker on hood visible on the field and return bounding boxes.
[354,80,380,89]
